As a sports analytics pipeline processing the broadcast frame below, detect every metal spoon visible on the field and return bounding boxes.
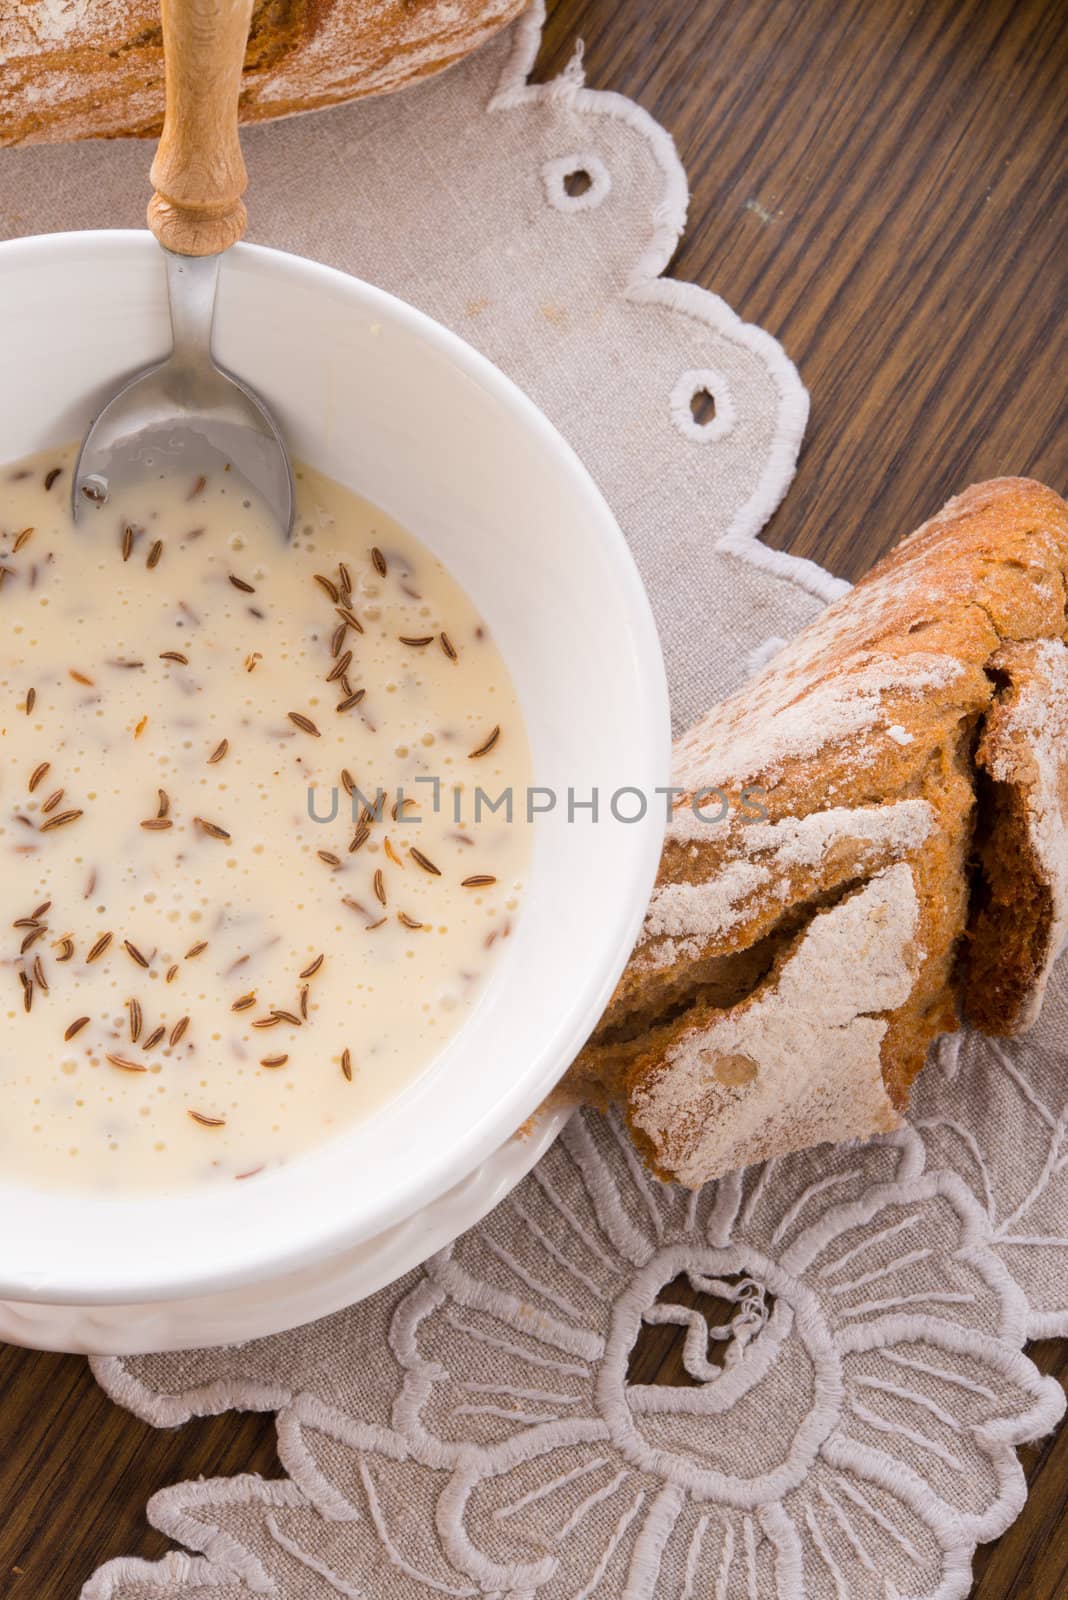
[73,0,293,536]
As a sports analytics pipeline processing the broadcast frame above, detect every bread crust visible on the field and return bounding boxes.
[0,0,524,146]
[966,637,1068,1032]
[572,478,1068,1186]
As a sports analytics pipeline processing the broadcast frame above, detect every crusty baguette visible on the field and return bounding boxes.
[571,478,1068,1186]
[0,0,524,147]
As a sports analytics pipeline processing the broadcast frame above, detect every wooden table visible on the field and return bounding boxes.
[1,1,1065,1594]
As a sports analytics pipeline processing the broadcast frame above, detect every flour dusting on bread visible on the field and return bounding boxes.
[643,799,934,967]
[631,867,920,1186]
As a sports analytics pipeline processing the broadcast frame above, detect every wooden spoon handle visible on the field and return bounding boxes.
[147,0,254,257]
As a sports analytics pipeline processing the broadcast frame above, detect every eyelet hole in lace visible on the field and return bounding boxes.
[670,367,737,442]
[625,1269,775,1387]
[542,151,612,212]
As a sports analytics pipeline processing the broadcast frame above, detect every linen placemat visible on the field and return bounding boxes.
[1,5,1064,1596]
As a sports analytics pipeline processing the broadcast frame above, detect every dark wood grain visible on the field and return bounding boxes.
[0,1339,282,1595]
[1,1,1065,1595]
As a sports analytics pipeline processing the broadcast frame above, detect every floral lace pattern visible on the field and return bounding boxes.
[88,971,1068,1597]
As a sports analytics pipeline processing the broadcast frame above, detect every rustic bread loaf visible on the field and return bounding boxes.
[0,0,524,146]
[571,478,1068,1186]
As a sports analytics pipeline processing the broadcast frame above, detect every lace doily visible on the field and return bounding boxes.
[0,4,1063,1596]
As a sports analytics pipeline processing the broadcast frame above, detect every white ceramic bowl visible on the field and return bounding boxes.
[0,231,669,1309]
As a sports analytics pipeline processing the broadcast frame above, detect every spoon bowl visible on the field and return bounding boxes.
[73,250,294,530]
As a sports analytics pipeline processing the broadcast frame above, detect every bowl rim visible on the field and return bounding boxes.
[0,230,671,1305]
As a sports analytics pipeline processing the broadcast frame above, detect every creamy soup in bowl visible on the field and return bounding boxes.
[1,446,532,1192]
